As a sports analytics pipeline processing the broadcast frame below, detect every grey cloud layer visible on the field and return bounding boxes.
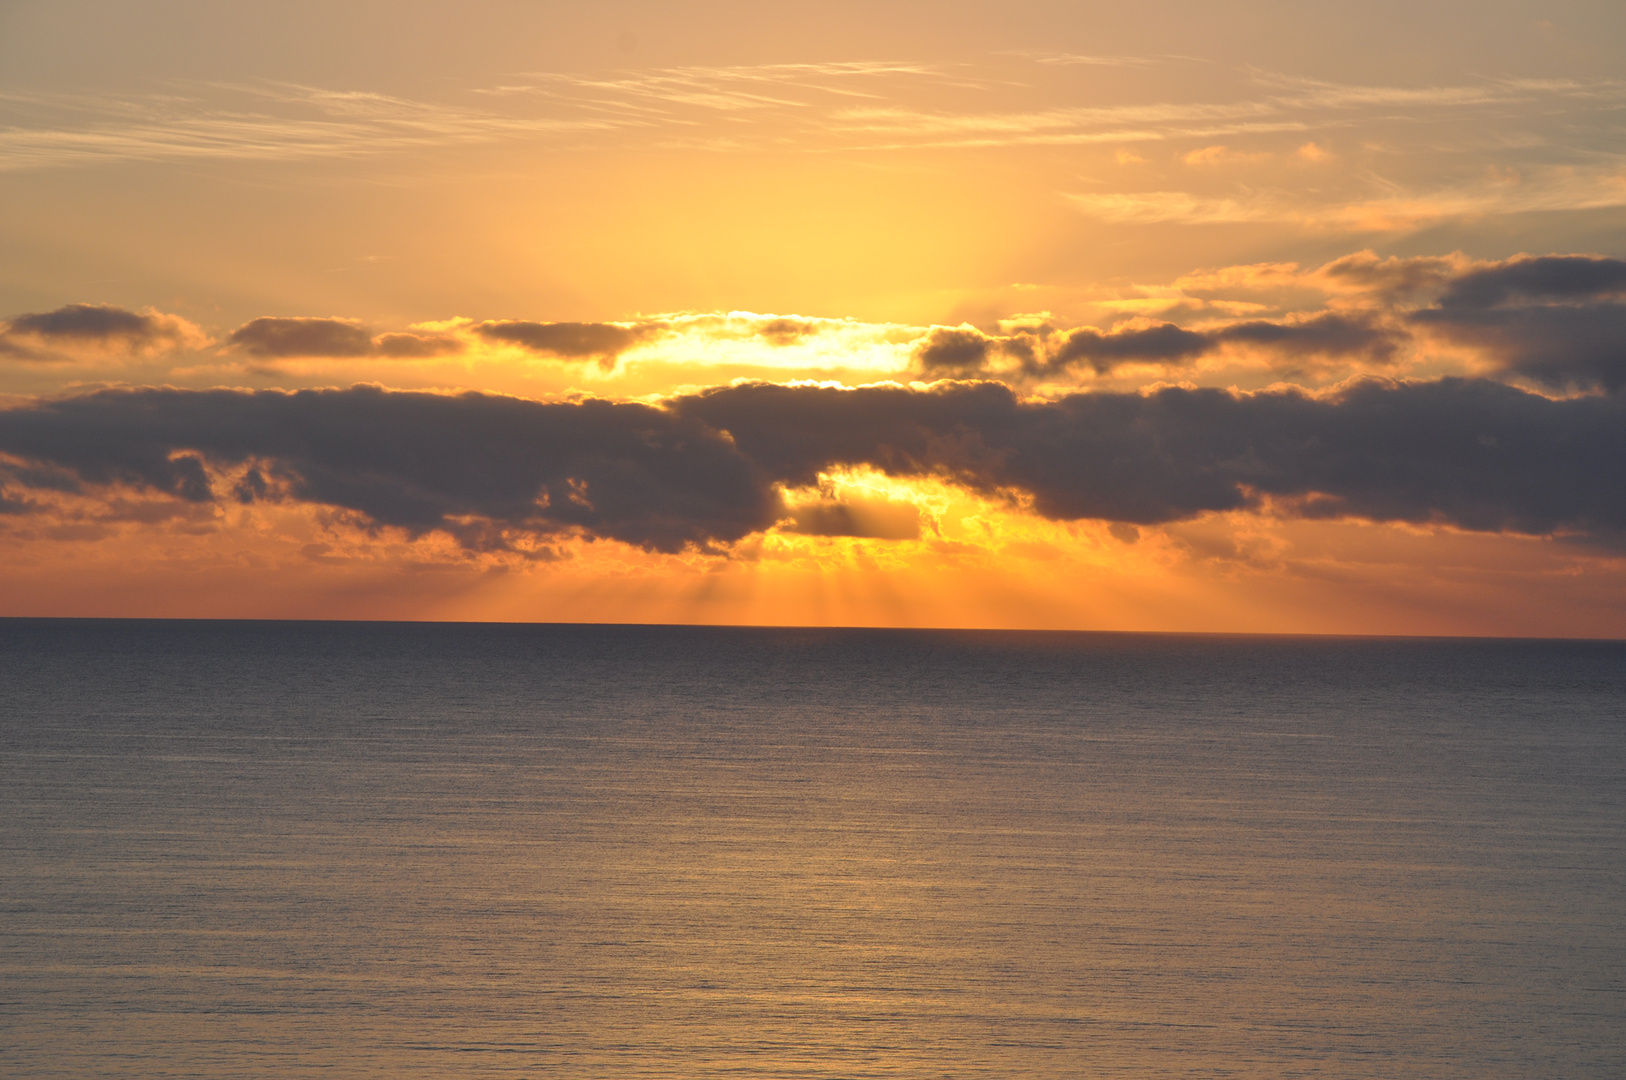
[0,380,1621,551]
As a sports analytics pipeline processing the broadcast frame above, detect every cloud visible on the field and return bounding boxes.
[1391,254,1626,393]
[756,317,822,346]
[1416,304,1626,392]
[476,320,662,369]
[1212,313,1401,363]
[1316,250,1464,300]
[678,379,1626,539]
[915,312,1402,378]
[0,386,780,553]
[976,250,1626,390]
[785,493,922,540]
[375,331,465,358]
[1182,144,1269,166]
[1068,166,1626,231]
[1,378,1617,552]
[913,326,1003,376]
[227,317,375,358]
[0,82,623,171]
[1051,322,1211,370]
[0,303,208,361]
[224,317,464,359]
[1435,255,1626,309]
[9,66,1622,169]
[1065,190,1270,225]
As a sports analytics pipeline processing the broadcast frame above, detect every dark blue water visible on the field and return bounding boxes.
[2,620,1623,1077]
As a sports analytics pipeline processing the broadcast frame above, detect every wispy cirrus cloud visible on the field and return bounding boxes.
[489,61,942,114]
[1067,163,1626,230]
[0,82,622,171]
[3,60,1621,168]
[819,71,1626,150]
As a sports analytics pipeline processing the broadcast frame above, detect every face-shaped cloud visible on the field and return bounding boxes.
[1,378,1621,557]
[1,304,208,361]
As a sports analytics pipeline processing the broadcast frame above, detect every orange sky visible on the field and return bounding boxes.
[2,1,1625,635]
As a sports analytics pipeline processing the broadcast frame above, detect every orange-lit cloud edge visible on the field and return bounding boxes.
[3,248,1625,638]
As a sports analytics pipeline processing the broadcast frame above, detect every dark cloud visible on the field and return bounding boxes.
[1414,304,1626,393]
[0,386,779,553]
[677,379,1626,537]
[476,320,661,369]
[1051,323,1210,371]
[757,318,821,346]
[911,253,1621,386]
[10,304,154,340]
[920,313,1402,378]
[1410,255,1626,393]
[227,317,375,358]
[224,318,465,361]
[0,487,36,515]
[1,303,204,361]
[1,379,1621,551]
[1437,255,1626,309]
[913,326,1000,376]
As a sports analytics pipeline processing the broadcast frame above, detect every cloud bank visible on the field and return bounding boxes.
[1,379,1621,556]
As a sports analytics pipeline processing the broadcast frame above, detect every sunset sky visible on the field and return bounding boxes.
[3,0,1625,635]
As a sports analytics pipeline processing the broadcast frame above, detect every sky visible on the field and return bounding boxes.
[2,0,1625,635]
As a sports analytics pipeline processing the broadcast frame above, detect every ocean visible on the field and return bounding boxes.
[2,619,1622,1078]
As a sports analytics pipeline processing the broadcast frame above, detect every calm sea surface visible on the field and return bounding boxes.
[1,620,1623,1078]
